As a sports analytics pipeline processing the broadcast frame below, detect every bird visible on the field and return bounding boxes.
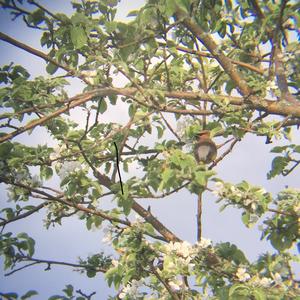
[194,130,217,164]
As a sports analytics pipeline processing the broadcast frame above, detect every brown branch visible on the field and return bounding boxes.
[0,89,103,143]
[5,255,106,276]
[249,0,265,19]
[273,1,298,104]
[197,192,203,242]
[132,201,181,242]
[1,87,300,144]
[162,42,265,75]
[209,138,240,169]
[0,176,131,226]
[134,182,190,199]
[150,265,181,300]
[27,0,58,20]
[159,112,181,141]
[1,170,179,242]
[0,203,45,227]
[268,208,299,217]
[0,31,90,84]
[175,11,251,96]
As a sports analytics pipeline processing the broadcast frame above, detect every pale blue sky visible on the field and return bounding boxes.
[0,1,299,298]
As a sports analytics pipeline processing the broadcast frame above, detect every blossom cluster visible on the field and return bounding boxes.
[213,181,270,216]
[119,279,143,299]
[164,239,212,258]
[58,161,82,180]
[161,239,212,275]
[236,267,285,291]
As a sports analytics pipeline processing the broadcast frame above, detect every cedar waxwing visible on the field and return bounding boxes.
[194,130,217,164]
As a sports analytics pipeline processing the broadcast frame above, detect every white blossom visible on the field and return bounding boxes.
[212,182,224,197]
[251,276,272,288]
[236,267,251,282]
[273,273,282,284]
[81,70,97,84]
[58,161,81,180]
[244,198,255,206]
[177,241,192,258]
[259,277,273,287]
[102,227,113,245]
[81,70,97,77]
[133,214,144,224]
[196,238,212,249]
[50,145,66,162]
[188,263,195,273]
[111,259,119,267]
[266,80,278,96]
[168,280,181,291]
[119,279,143,299]
[251,203,257,211]
[294,203,300,214]
[164,241,193,258]
[164,260,176,270]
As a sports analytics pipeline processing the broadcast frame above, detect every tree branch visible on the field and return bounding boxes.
[5,254,106,276]
[161,42,265,75]
[1,87,300,144]
[0,203,45,227]
[175,11,251,96]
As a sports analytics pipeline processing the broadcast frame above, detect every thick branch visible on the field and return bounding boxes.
[175,11,251,96]
[1,87,299,144]
[132,202,181,242]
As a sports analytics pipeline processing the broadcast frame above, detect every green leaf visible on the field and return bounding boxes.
[0,141,13,158]
[127,9,139,17]
[241,212,250,227]
[174,0,190,13]
[70,26,87,49]
[156,126,164,139]
[194,171,207,187]
[46,62,59,75]
[109,94,117,105]
[63,284,74,297]
[128,104,136,118]
[2,293,18,299]
[161,168,173,185]
[105,162,111,173]
[21,290,38,299]
[267,156,289,179]
[270,146,288,153]
[165,0,177,16]
[252,289,267,300]
[99,99,107,114]
[27,238,35,257]
[30,9,45,25]
[40,166,53,180]
[87,269,96,278]
[48,296,68,300]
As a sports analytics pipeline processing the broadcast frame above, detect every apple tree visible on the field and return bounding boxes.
[0,0,299,299]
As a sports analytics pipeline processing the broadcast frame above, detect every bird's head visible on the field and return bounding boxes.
[195,130,211,140]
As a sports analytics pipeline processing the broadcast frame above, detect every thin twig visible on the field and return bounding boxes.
[197,192,203,242]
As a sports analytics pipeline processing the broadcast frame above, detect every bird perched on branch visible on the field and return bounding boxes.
[194,130,217,164]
